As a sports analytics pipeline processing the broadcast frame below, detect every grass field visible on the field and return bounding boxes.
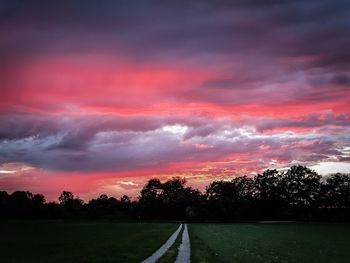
[190,223,350,263]
[0,220,178,263]
[2,220,350,263]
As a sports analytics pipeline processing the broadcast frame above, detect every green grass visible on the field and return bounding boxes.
[189,225,219,263]
[190,223,350,263]
[0,220,178,263]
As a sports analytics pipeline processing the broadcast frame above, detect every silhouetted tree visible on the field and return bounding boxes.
[281,166,321,219]
[282,166,321,207]
[8,191,33,217]
[138,177,205,220]
[1,166,349,221]
[138,178,165,219]
[162,177,204,220]
[44,201,61,218]
[119,195,132,211]
[59,191,74,205]
[58,191,83,217]
[325,173,350,208]
[0,191,9,217]
[254,169,286,219]
[87,194,121,218]
[31,194,45,217]
[206,176,255,220]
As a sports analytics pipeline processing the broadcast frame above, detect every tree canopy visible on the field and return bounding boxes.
[1,166,349,221]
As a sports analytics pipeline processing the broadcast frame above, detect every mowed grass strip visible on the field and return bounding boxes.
[156,224,183,263]
[0,220,178,263]
[190,223,350,263]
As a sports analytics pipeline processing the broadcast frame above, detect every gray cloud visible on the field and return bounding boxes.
[255,112,350,132]
[0,113,349,172]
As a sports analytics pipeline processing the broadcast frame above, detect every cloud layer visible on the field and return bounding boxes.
[0,0,349,200]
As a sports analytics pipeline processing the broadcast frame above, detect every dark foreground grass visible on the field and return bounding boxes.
[0,220,178,263]
[190,223,350,263]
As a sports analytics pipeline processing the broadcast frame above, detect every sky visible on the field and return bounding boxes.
[0,0,350,201]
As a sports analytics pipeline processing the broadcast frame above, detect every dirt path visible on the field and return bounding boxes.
[175,224,191,263]
[141,224,183,263]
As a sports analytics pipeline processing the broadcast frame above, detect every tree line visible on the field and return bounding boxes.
[1,166,349,221]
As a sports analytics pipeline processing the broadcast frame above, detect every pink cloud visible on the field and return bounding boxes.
[1,0,350,199]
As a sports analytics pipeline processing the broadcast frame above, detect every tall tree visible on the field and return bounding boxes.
[326,173,350,209]
[254,169,285,218]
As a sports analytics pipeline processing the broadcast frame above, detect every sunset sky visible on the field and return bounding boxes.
[1,0,350,201]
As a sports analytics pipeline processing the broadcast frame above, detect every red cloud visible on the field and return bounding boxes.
[1,0,350,199]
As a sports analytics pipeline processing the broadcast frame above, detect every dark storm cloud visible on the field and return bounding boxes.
[0,114,157,140]
[1,0,349,61]
[331,75,350,86]
[256,112,350,132]
[0,114,60,140]
[308,74,350,87]
[1,0,349,110]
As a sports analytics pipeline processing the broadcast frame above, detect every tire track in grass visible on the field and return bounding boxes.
[175,224,191,263]
[156,225,184,263]
[141,224,183,263]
